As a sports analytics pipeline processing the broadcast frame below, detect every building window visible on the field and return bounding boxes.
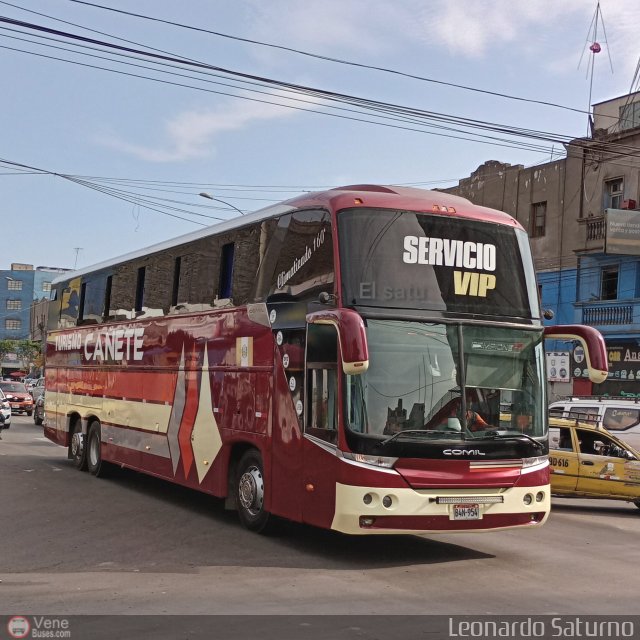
[42,281,52,292]
[6,299,21,310]
[531,201,547,238]
[601,266,619,300]
[604,178,624,210]
[5,319,21,330]
[7,279,22,291]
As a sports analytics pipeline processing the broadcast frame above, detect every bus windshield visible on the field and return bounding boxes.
[344,320,546,443]
[338,207,539,320]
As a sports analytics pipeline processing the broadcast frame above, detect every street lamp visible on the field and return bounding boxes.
[199,192,245,216]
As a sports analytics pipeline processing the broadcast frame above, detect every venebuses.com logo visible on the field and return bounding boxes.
[6,616,71,639]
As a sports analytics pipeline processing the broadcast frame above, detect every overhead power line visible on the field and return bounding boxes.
[0,158,249,225]
[58,0,593,118]
[2,13,640,163]
[0,16,567,155]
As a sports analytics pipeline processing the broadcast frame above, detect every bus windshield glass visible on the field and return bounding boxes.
[344,320,546,443]
[338,208,539,320]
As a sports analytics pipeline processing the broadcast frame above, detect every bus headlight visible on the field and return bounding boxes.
[522,455,548,468]
[340,451,398,468]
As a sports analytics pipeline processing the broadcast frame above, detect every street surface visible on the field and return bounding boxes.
[2,415,640,617]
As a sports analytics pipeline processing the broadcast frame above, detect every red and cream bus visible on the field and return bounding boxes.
[43,185,607,534]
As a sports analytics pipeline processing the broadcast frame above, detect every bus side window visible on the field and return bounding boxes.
[59,277,81,328]
[218,242,235,300]
[306,324,338,444]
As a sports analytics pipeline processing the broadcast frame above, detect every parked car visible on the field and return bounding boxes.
[30,377,45,403]
[549,415,640,510]
[33,392,45,426]
[0,381,34,416]
[549,396,640,451]
[0,389,11,428]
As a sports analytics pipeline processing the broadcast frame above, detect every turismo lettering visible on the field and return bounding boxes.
[55,328,145,361]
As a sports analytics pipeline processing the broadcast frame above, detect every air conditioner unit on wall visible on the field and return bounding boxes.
[620,199,637,210]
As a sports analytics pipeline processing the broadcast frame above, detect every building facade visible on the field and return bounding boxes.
[446,91,640,399]
[1,263,69,375]
[1,263,36,341]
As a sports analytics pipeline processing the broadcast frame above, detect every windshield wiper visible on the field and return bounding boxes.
[377,429,455,448]
[476,430,545,452]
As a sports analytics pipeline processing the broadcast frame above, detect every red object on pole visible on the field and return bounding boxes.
[590,42,601,53]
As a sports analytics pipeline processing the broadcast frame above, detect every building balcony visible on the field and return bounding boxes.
[577,300,637,329]
[576,216,606,253]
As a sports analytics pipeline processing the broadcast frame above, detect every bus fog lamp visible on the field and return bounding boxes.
[363,493,373,505]
[535,491,545,502]
[382,495,393,508]
[359,516,376,527]
[523,493,533,505]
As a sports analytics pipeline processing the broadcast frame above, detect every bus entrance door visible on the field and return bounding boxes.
[302,325,340,528]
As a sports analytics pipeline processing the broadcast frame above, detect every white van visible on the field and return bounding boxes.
[549,397,640,450]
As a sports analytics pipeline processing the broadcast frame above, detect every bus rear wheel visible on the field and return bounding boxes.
[236,450,271,533]
[70,422,87,471]
[87,420,108,477]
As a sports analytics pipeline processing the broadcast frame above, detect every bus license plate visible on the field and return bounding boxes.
[452,504,481,520]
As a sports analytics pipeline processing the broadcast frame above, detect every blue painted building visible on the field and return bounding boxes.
[1,263,69,375]
[1,264,35,340]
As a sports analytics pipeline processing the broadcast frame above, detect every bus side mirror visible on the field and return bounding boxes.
[306,308,369,375]
[544,324,608,384]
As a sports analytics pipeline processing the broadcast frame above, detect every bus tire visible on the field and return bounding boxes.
[236,450,271,533]
[70,421,87,471]
[87,420,108,477]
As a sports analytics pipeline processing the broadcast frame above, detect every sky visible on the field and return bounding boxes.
[1,0,639,272]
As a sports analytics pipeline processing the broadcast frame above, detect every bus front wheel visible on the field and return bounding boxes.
[236,450,271,533]
[87,421,108,477]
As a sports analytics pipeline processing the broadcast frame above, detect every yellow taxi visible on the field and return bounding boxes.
[549,415,640,510]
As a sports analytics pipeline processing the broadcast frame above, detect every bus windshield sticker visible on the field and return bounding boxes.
[338,208,533,318]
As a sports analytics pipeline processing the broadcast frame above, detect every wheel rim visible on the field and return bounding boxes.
[71,431,84,459]
[89,432,100,467]
[238,465,264,516]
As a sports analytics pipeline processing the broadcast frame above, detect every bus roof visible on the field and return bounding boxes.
[53,184,522,285]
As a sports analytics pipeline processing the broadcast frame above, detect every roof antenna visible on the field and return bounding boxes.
[578,1,614,135]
